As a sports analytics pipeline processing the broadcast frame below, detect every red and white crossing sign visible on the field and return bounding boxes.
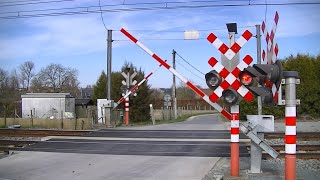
[262,11,279,53]
[261,11,280,101]
[207,30,252,60]
[206,30,254,103]
[120,28,232,120]
[262,43,279,64]
[208,55,254,102]
[115,62,165,108]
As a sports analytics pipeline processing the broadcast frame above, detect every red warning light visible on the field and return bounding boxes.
[240,72,253,86]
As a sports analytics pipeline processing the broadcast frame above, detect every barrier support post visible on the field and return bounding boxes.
[230,105,240,176]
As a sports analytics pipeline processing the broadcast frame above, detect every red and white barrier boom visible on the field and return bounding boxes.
[114,62,165,109]
[120,28,232,120]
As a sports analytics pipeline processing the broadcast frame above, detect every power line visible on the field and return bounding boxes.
[117,25,255,32]
[265,0,268,23]
[0,0,79,7]
[0,0,253,15]
[175,59,205,81]
[112,25,256,41]
[98,0,108,31]
[176,52,205,75]
[0,0,250,7]
[1,2,319,20]
[114,38,206,41]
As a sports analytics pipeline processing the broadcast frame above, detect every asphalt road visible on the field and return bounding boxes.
[0,114,248,180]
[22,139,249,157]
[84,129,248,139]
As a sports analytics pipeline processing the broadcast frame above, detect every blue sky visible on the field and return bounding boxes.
[0,0,319,89]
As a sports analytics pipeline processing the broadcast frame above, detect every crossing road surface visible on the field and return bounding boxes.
[0,114,249,180]
[84,129,248,139]
[22,139,249,157]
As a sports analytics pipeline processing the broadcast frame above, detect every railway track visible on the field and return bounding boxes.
[263,132,320,159]
[0,129,91,137]
[247,144,320,160]
[265,132,320,141]
[0,140,37,152]
[0,129,319,159]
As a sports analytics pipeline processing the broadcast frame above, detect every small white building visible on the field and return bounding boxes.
[21,93,75,119]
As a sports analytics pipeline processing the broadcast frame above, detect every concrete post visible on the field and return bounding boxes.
[105,107,111,128]
[150,104,155,125]
[107,30,112,100]
[172,49,178,119]
[61,110,64,129]
[30,110,33,127]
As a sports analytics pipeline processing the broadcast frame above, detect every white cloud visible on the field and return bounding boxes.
[0,2,319,67]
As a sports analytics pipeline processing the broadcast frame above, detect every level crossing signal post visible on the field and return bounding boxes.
[121,69,137,126]
[206,26,257,176]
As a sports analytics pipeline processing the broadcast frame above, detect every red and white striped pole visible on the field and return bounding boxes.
[230,105,240,176]
[125,96,129,126]
[120,28,232,120]
[283,71,299,180]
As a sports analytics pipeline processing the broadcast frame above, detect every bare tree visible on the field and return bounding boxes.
[9,70,20,90]
[0,68,8,89]
[31,63,80,95]
[176,81,196,100]
[0,68,21,118]
[19,61,35,91]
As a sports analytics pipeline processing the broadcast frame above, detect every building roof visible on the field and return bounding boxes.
[21,93,74,98]
[80,87,93,98]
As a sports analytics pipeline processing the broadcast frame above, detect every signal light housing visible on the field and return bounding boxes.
[222,89,239,105]
[240,60,282,105]
[205,70,222,91]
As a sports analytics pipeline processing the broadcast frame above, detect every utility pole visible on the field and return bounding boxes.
[172,49,177,119]
[256,24,262,115]
[250,24,264,173]
[107,29,112,100]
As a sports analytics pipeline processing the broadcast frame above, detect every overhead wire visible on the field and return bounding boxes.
[114,38,206,41]
[0,0,253,15]
[98,0,108,30]
[112,25,255,41]
[175,52,205,75]
[175,58,205,81]
[265,0,268,22]
[115,25,255,32]
[0,2,319,19]
[0,0,79,7]
[0,0,250,7]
